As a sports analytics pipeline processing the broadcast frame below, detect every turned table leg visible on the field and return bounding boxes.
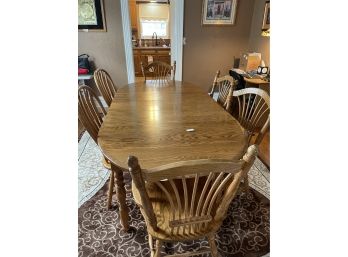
[111,163,129,231]
[107,169,115,210]
[243,174,250,192]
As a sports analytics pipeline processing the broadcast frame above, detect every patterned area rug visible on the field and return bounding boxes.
[78,132,270,257]
[78,131,110,207]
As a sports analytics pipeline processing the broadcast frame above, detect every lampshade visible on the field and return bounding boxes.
[261,29,270,37]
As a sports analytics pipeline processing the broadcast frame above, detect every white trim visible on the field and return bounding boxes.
[120,0,135,84]
[170,0,184,81]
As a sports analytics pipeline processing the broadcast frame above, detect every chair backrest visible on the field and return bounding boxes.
[208,70,221,97]
[229,88,270,145]
[78,85,106,143]
[215,75,235,110]
[94,69,117,107]
[128,145,258,236]
[141,61,176,84]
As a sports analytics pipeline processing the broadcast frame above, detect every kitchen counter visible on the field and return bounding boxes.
[133,46,170,50]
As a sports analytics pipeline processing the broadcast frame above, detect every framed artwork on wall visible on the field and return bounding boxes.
[202,0,238,25]
[78,0,106,31]
[262,1,270,31]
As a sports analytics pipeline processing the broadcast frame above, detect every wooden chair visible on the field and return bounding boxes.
[128,145,258,257]
[94,68,117,107]
[141,61,176,84]
[209,72,235,111]
[226,87,270,146]
[78,85,115,209]
[208,70,220,98]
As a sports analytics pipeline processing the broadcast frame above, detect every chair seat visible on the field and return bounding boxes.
[132,180,217,241]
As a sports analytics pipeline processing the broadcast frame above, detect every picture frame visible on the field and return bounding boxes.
[202,0,238,25]
[78,0,106,32]
[262,1,270,30]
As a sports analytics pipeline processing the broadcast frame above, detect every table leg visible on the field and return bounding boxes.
[107,169,115,210]
[111,163,129,231]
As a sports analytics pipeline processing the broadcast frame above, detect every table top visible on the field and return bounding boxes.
[98,81,248,170]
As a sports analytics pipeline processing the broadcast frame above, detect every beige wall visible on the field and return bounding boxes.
[182,0,255,91]
[78,0,128,91]
[248,0,270,66]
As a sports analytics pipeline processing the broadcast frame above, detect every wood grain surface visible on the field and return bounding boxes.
[98,81,248,170]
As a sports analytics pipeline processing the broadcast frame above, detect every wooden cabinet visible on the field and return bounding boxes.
[133,51,142,77]
[129,0,137,31]
[133,48,171,77]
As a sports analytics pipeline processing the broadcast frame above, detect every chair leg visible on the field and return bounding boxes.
[208,235,218,257]
[107,170,115,210]
[243,174,250,192]
[154,239,163,257]
[149,234,155,257]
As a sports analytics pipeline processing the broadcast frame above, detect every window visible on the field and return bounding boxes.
[140,19,168,38]
[138,3,170,39]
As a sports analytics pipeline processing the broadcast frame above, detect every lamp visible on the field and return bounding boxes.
[261,29,270,37]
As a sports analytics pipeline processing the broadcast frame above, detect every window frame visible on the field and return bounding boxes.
[139,18,169,39]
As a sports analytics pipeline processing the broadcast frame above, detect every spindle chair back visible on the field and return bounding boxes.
[128,145,258,257]
[208,70,221,98]
[141,61,176,85]
[228,87,270,145]
[94,69,117,107]
[78,85,118,210]
[78,85,106,144]
[209,73,235,111]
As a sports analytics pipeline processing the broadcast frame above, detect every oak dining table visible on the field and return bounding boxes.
[97,80,248,231]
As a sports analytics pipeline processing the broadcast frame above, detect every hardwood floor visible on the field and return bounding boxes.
[134,76,144,82]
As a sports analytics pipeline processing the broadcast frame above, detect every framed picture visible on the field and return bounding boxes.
[78,0,106,31]
[202,0,238,25]
[262,1,270,30]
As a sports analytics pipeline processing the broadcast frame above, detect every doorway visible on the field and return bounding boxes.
[129,1,171,82]
[120,0,183,83]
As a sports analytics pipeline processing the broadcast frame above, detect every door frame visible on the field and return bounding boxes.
[120,0,184,83]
